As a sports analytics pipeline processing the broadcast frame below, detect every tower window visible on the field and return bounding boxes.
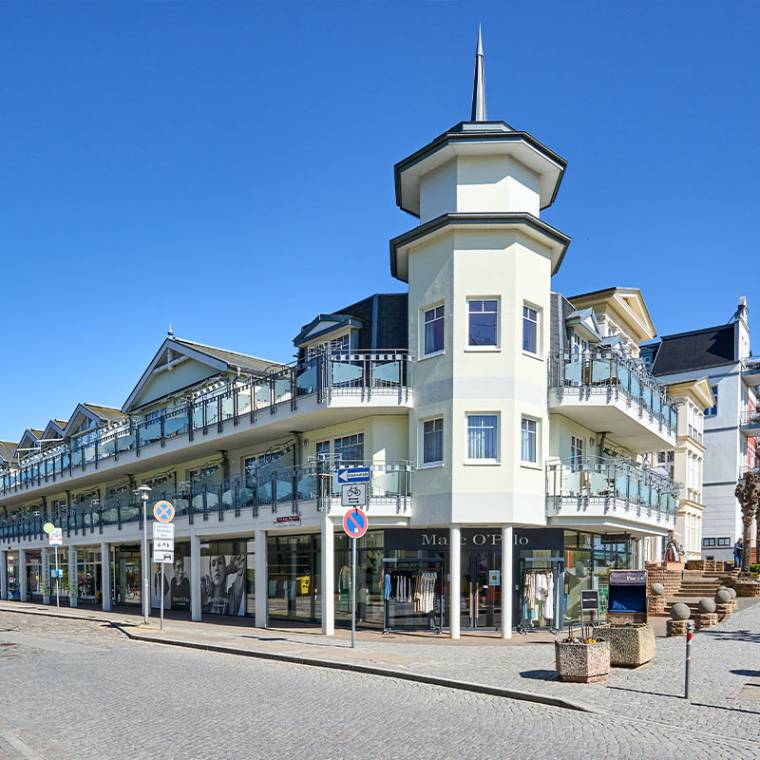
[468,299,498,347]
[522,304,540,355]
[423,305,445,355]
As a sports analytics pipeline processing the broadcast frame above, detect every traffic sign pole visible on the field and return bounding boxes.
[54,545,60,610]
[351,536,357,649]
[160,562,165,631]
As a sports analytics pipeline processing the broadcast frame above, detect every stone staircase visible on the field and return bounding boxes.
[662,571,724,617]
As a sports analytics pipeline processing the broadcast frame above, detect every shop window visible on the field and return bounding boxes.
[422,304,444,356]
[199,541,247,617]
[422,418,444,465]
[520,417,538,463]
[466,415,499,462]
[467,299,498,347]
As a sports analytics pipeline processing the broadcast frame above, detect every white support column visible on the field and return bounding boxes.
[190,534,201,622]
[18,549,27,602]
[449,525,461,640]
[100,542,112,612]
[0,550,7,600]
[41,548,50,605]
[321,514,335,636]
[501,526,513,640]
[254,529,267,628]
[68,546,78,607]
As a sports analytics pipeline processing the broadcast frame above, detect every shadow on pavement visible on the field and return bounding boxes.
[608,686,682,699]
[519,670,558,681]
[702,629,760,644]
[730,668,760,677]
[691,702,760,716]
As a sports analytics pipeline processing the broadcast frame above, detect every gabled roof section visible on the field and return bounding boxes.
[41,419,66,441]
[566,308,602,343]
[650,323,737,377]
[122,337,284,413]
[665,377,715,410]
[293,314,363,347]
[0,441,17,466]
[17,429,42,455]
[63,403,125,438]
[568,287,656,346]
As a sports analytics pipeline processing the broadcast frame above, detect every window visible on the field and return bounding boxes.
[702,537,716,548]
[522,305,539,354]
[468,299,498,347]
[315,440,331,462]
[656,450,675,479]
[717,537,731,548]
[705,385,718,416]
[423,305,445,355]
[334,433,364,464]
[570,436,584,470]
[466,415,499,462]
[520,417,538,463]
[422,418,444,465]
[307,334,350,359]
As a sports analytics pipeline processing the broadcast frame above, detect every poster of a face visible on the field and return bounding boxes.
[200,553,246,616]
[150,554,190,611]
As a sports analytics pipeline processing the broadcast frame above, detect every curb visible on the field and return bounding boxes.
[0,603,592,714]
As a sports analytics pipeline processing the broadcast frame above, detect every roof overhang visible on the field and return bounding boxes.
[569,288,657,345]
[394,122,567,217]
[62,403,109,438]
[293,314,363,347]
[665,377,715,410]
[389,212,570,283]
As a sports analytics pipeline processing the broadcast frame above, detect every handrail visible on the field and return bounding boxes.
[0,461,414,541]
[0,350,412,497]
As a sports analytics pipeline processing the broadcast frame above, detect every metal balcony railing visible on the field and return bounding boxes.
[546,456,679,520]
[0,461,413,543]
[1,351,412,498]
[740,409,760,429]
[549,350,677,436]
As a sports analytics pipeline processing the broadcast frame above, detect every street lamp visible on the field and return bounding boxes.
[134,484,151,624]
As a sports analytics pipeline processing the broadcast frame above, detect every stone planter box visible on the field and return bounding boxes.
[555,640,610,684]
[647,596,666,616]
[696,613,718,630]
[716,603,732,621]
[593,623,655,667]
[732,581,760,598]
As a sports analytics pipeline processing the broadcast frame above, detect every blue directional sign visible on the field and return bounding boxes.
[336,467,371,484]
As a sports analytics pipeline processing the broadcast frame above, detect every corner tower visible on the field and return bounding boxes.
[391,30,571,529]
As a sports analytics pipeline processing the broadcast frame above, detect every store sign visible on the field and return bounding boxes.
[488,570,501,586]
[609,570,647,586]
[385,529,563,552]
[274,515,301,526]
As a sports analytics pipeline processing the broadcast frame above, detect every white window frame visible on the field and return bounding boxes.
[465,413,500,465]
[520,416,539,465]
[420,302,445,358]
[522,302,542,357]
[466,297,500,351]
[420,417,444,468]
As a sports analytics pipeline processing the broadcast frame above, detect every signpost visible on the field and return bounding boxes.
[151,509,175,630]
[340,483,368,508]
[342,508,369,649]
[336,467,371,485]
[44,522,62,610]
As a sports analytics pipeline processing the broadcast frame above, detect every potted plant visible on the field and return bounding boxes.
[555,622,610,683]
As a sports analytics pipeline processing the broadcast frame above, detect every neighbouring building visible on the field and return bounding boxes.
[0,32,681,638]
[644,298,755,563]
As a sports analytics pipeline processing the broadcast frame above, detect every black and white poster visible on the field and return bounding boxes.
[151,553,191,611]
[200,553,246,616]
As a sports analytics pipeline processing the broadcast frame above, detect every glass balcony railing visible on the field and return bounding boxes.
[0,351,412,497]
[546,456,679,520]
[0,461,413,542]
[549,350,677,436]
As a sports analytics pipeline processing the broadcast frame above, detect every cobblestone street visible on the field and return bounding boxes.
[0,610,758,759]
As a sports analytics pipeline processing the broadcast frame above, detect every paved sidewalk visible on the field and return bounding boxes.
[2,599,760,748]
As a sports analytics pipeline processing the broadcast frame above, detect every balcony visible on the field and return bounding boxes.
[549,351,677,451]
[546,457,678,534]
[0,351,412,500]
[742,357,760,386]
[740,409,760,437]
[0,461,413,544]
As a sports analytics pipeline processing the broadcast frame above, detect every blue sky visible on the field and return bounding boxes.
[1,1,758,441]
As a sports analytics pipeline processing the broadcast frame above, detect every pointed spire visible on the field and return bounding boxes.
[470,25,486,122]
[168,323,174,339]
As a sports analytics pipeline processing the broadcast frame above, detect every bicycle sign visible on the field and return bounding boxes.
[342,508,368,539]
[340,483,367,508]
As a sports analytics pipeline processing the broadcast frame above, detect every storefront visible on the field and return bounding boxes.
[76,548,102,605]
[265,527,636,633]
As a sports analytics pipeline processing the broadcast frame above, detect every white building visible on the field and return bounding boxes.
[0,32,679,638]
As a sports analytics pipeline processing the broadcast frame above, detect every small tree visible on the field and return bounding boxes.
[735,470,760,573]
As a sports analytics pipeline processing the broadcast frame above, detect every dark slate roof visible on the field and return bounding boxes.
[173,339,283,375]
[649,323,737,376]
[82,403,128,422]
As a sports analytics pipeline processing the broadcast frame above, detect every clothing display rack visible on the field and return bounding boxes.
[382,558,443,634]
[516,556,563,635]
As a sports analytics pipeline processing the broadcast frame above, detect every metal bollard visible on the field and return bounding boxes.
[684,620,694,699]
